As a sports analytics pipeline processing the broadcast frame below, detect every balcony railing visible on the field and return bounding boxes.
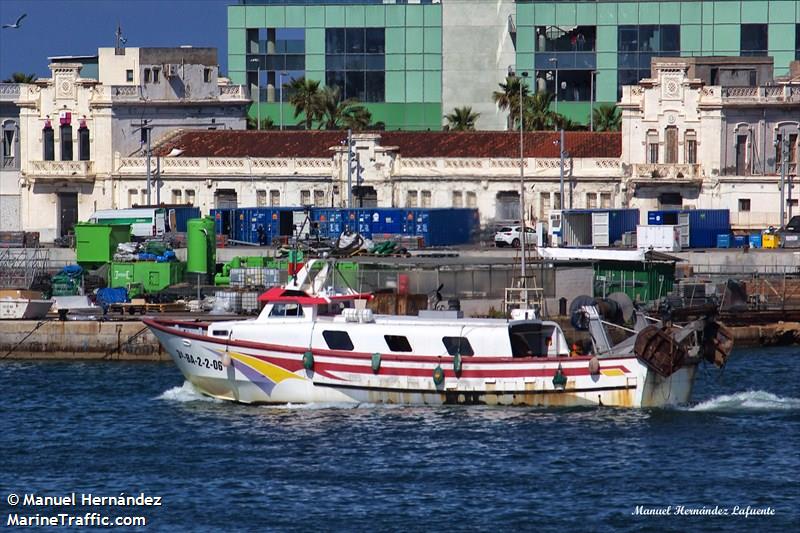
[219,84,249,100]
[627,163,702,180]
[2,157,18,170]
[720,86,800,103]
[27,160,94,181]
[0,83,21,101]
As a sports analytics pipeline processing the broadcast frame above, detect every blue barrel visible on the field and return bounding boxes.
[716,234,731,248]
[749,234,762,248]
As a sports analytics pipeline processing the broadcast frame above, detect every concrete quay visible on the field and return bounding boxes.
[0,319,168,361]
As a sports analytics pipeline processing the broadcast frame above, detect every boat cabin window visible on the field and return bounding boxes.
[322,330,354,351]
[269,303,304,318]
[384,335,412,352]
[211,330,229,337]
[442,336,474,356]
[509,322,547,358]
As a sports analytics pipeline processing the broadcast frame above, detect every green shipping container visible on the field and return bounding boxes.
[109,262,186,293]
[75,223,131,267]
[593,261,675,303]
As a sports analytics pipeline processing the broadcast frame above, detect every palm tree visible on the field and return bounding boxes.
[492,76,529,130]
[3,72,37,83]
[521,92,557,131]
[247,116,275,130]
[286,77,322,129]
[444,106,480,131]
[317,86,372,130]
[592,104,621,132]
[341,104,372,131]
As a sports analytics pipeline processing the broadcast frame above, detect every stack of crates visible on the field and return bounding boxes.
[229,268,280,288]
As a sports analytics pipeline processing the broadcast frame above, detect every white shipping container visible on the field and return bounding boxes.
[637,225,680,252]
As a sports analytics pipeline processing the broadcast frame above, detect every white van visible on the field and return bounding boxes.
[89,208,167,239]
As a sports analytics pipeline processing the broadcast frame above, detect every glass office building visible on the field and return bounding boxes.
[228,1,800,130]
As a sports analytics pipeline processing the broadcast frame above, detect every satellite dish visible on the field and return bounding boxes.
[607,292,635,323]
[569,294,596,330]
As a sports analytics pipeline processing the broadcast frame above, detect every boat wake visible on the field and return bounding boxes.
[261,402,405,410]
[687,390,800,412]
[157,381,221,403]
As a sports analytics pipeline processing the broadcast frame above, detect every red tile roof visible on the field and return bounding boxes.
[154,130,621,159]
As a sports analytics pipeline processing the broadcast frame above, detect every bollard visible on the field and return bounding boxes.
[559,297,567,316]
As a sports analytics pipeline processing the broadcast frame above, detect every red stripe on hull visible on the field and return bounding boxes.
[146,318,637,372]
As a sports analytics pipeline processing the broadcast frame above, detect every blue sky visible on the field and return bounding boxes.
[0,0,232,79]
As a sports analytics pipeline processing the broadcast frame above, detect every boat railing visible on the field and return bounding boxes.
[503,287,545,314]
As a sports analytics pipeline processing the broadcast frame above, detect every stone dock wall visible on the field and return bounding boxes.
[0,320,168,361]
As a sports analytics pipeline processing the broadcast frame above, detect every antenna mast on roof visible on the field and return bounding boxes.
[115,23,127,55]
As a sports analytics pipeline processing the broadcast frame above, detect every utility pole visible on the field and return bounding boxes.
[590,70,596,132]
[779,129,788,228]
[518,71,528,300]
[559,128,565,210]
[346,129,353,209]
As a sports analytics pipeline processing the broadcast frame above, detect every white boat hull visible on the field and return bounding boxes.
[147,319,698,408]
[0,299,53,320]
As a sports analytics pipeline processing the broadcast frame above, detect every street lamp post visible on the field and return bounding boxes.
[518,70,529,303]
[590,70,597,132]
[548,57,558,124]
[559,128,565,211]
[778,129,789,228]
[279,70,288,131]
[249,58,261,130]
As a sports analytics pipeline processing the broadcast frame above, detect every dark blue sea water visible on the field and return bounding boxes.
[1,347,798,532]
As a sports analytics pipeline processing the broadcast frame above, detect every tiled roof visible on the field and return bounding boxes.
[153,130,621,159]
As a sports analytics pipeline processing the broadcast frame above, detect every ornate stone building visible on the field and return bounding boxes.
[131,130,622,227]
[620,58,800,229]
[10,47,249,241]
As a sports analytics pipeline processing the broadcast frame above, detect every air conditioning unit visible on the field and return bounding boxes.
[164,64,178,78]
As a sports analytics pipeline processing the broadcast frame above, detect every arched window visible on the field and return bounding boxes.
[646,130,659,164]
[78,117,90,161]
[685,130,697,164]
[665,126,678,164]
[2,120,17,164]
[60,123,73,161]
[43,118,54,161]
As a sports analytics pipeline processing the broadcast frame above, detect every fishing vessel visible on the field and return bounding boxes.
[144,284,733,408]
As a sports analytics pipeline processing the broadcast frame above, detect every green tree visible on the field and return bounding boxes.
[492,76,529,130]
[317,86,372,131]
[3,72,37,83]
[247,116,275,130]
[521,92,558,131]
[286,77,322,129]
[592,104,621,132]
[444,106,481,131]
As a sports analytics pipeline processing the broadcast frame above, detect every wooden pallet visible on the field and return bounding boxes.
[108,302,187,315]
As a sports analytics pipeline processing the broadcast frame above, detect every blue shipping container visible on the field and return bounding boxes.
[211,208,236,239]
[169,207,201,233]
[647,209,730,248]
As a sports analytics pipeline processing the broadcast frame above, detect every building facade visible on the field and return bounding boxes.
[0,84,22,231]
[621,58,800,229]
[118,129,622,227]
[228,0,800,130]
[12,47,249,242]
